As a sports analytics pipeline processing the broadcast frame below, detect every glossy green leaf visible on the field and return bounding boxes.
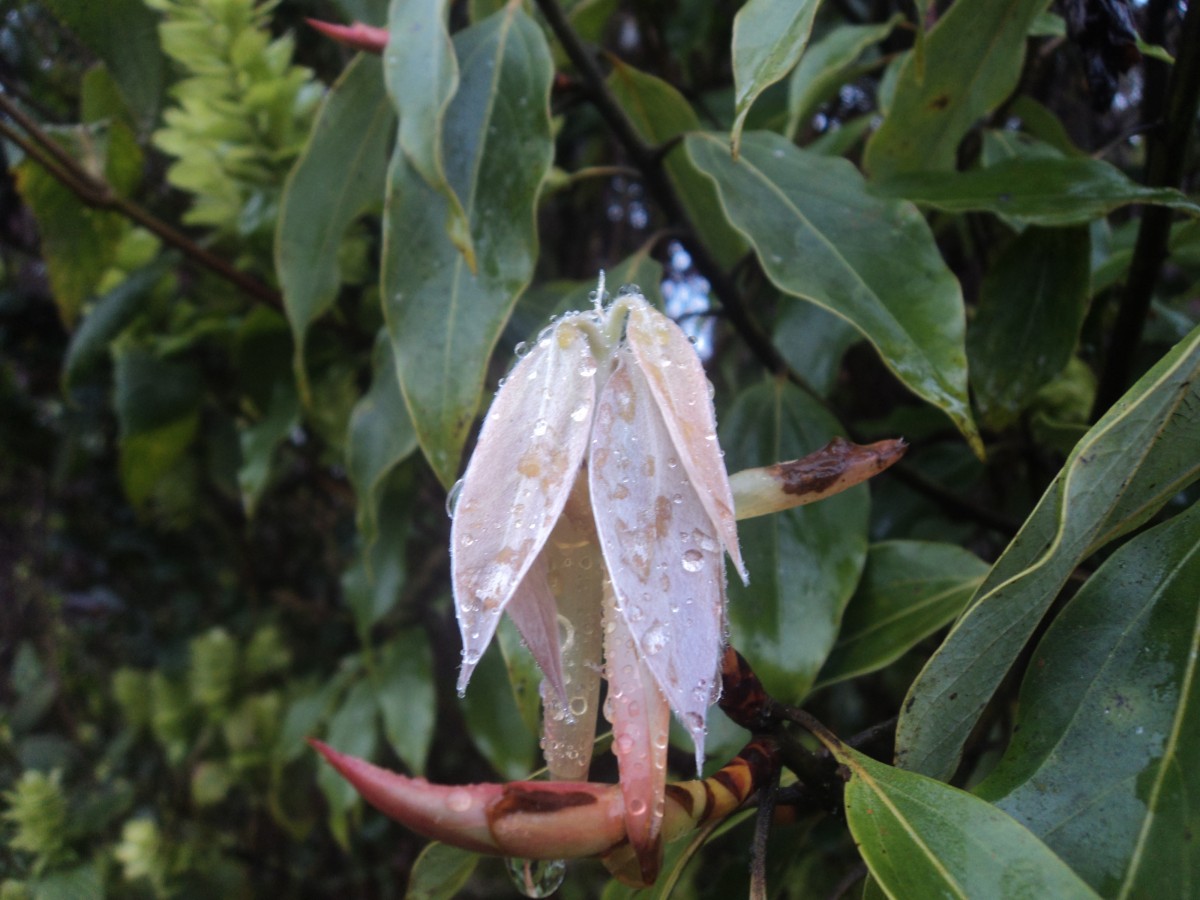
[113,345,202,513]
[346,333,418,549]
[816,541,988,689]
[873,156,1200,226]
[406,842,480,900]
[607,62,747,269]
[374,629,435,776]
[341,477,408,635]
[773,300,860,398]
[385,0,475,270]
[237,378,299,516]
[975,501,1200,896]
[382,6,554,487]
[863,0,1046,180]
[687,131,979,454]
[495,617,543,738]
[277,54,393,398]
[968,227,1091,429]
[334,0,388,25]
[898,324,1200,779]
[837,746,1100,900]
[460,641,537,780]
[44,0,164,130]
[786,16,901,138]
[62,262,166,389]
[722,380,868,703]
[317,678,379,818]
[730,0,820,156]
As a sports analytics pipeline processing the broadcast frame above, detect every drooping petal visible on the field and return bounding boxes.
[538,472,605,782]
[729,437,908,520]
[624,300,747,583]
[602,581,672,886]
[310,739,626,858]
[451,320,597,692]
[589,349,725,772]
[504,553,568,709]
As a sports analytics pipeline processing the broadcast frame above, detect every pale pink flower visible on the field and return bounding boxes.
[449,283,746,881]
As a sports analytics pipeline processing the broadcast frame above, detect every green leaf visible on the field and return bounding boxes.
[863,0,1047,180]
[836,747,1100,900]
[26,863,105,900]
[374,629,435,776]
[686,131,979,454]
[968,227,1091,429]
[317,678,379,818]
[730,0,820,156]
[278,53,394,399]
[113,345,202,513]
[872,157,1200,225]
[346,333,418,549]
[342,473,409,635]
[975,500,1200,896]
[722,380,868,703]
[62,261,166,390]
[495,617,543,738]
[897,324,1200,779]
[606,61,747,269]
[382,6,554,487]
[815,541,988,689]
[385,0,475,270]
[406,842,480,900]
[786,16,901,138]
[43,0,164,131]
[460,640,537,780]
[773,300,861,398]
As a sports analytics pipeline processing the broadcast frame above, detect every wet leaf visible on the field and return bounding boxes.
[317,679,379,818]
[374,629,435,776]
[872,157,1200,225]
[975,500,1200,896]
[898,324,1200,779]
[277,53,393,397]
[864,0,1047,179]
[835,746,1100,899]
[346,333,418,549]
[816,541,988,688]
[687,131,979,455]
[968,227,1091,429]
[406,841,480,900]
[730,0,820,156]
[460,642,538,781]
[382,6,554,487]
[385,0,475,269]
[722,380,868,703]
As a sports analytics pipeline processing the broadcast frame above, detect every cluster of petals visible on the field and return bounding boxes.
[448,286,747,880]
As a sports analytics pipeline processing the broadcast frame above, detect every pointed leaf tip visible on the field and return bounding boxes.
[305,19,387,54]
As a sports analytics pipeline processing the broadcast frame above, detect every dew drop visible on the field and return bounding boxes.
[681,549,704,572]
[628,799,647,815]
[505,857,566,898]
[571,403,589,422]
[569,696,588,717]
[616,734,634,754]
[446,789,473,812]
[644,622,668,655]
[514,340,529,359]
[532,418,549,437]
[445,479,464,517]
[578,359,598,378]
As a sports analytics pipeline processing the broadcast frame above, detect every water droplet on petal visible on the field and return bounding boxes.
[569,696,588,716]
[514,341,529,359]
[533,418,549,437]
[628,799,647,816]
[505,858,567,898]
[570,404,589,422]
[446,789,473,812]
[445,479,464,517]
[578,359,598,378]
[681,549,704,572]
[644,622,668,655]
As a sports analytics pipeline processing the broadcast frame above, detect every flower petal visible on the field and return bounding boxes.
[451,320,597,692]
[624,301,747,583]
[589,349,724,772]
[504,552,568,710]
[602,581,671,886]
[538,472,605,782]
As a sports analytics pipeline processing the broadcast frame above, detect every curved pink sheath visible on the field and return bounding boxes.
[589,350,725,774]
[451,320,596,695]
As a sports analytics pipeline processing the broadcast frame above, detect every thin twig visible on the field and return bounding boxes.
[749,762,781,900]
[531,0,796,382]
[0,91,284,310]
[1092,0,1200,417]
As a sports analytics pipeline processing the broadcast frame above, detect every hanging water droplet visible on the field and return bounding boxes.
[681,549,704,572]
[445,479,464,517]
[505,857,566,898]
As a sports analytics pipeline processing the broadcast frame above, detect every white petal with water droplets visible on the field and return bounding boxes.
[624,301,747,584]
[452,320,597,692]
[589,349,723,771]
